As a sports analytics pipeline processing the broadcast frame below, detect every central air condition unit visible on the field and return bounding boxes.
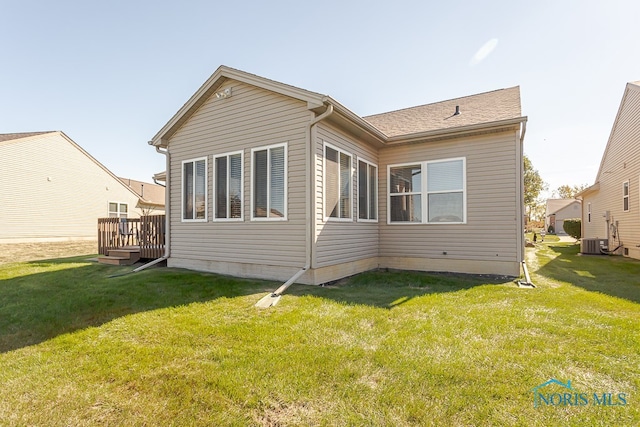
[581,238,608,255]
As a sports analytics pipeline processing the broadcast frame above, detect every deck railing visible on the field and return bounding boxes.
[98,215,165,259]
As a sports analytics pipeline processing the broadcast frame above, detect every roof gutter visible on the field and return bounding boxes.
[386,117,527,145]
[134,144,171,272]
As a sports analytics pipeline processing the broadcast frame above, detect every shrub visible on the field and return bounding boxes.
[547,225,555,234]
[563,218,581,239]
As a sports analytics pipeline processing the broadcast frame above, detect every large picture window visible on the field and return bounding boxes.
[358,159,378,221]
[389,158,465,224]
[325,143,352,220]
[214,151,243,220]
[182,157,207,221]
[252,143,287,220]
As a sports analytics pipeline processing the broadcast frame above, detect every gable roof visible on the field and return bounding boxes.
[363,87,522,137]
[0,131,54,144]
[150,65,527,148]
[546,199,581,217]
[593,81,640,183]
[546,199,580,216]
[119,177,165,207]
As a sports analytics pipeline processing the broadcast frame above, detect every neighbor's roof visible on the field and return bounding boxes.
[0,131,54,144]
[119,177,165,207]
[363,87,522,137]
[546,199,580,216]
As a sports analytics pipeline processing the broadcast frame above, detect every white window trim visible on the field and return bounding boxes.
[213,150,244,222]
[587,202,591,223]
[357,157,378,223]
[623,180,630,212]
[108,201,128,218]
[387,157,467,225]
[250,143,288,221]
[323,141,353,222]
[181,157,208,222]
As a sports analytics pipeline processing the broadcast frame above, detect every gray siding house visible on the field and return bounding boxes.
[149,66,527,284]
[580,80,640,257]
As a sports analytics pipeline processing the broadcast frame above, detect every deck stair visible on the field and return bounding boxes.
[98,247,141,266]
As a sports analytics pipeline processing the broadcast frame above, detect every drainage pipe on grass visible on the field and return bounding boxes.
[519,260,535,287]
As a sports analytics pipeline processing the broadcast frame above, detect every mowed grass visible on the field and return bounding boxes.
[0,243,638,426]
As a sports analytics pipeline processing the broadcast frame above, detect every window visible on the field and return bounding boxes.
[389,164,422,222]
[389,158,465,224]
[252,143,286,220]
[214,151,243,220]
[325,143,352,220]
[182,158,207,221]
[108,202,128,218]
[623,181,629,212]
[358,159,378,221]
[587,202,591,223]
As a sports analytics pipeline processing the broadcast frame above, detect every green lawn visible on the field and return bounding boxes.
[0,243,638,426]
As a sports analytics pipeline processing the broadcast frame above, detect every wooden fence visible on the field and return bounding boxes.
[98,215,165,259]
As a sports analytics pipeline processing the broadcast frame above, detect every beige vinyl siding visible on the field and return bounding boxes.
[167,80,310,268]
[582,84,640,256]
[378,131,520,263]
[582,191,606,239]
[0,132,141,242]
[314,123,379,268]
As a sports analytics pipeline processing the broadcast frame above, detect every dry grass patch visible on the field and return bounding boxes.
[0,240,97,264]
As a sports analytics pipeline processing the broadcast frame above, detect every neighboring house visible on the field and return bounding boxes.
[0,131,157,243]
[119,177,166,215]
[149,66,527,284]
[579,80,640,257]
[545,199,581,235]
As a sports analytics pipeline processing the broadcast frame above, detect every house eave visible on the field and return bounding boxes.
[150,66,327,148]
[385,116,528,145]
[576,182,600,198]
[322,97,388,147]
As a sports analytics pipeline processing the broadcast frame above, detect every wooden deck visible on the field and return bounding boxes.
[98,215,165,261]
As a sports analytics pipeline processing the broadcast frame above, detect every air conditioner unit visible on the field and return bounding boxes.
[581,238,608,255]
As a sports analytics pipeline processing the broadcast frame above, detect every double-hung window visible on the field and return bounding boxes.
[182,157,207,221]
[214,151,243,220]
[389,164,422,222]
[389,157,465,224]
[325,143,352,220]
[108,202,128,218]
[358,159,378,221]
[623,181,630,212]
[252,143,287,220]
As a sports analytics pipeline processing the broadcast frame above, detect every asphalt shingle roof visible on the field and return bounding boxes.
[0,132,53,143]
[363,86,522,137]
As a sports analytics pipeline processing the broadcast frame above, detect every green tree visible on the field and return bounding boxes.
[524,155,548,222]
[554,183,589,199]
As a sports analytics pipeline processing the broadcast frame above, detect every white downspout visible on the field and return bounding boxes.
[134,144,171,272]
[305,103,334,273]
[518,120,532,285]
[255,103,334,307]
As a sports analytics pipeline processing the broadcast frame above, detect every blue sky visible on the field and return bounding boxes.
[2,1,639,197]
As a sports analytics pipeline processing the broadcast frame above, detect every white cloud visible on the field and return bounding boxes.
[470,38,498,66]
